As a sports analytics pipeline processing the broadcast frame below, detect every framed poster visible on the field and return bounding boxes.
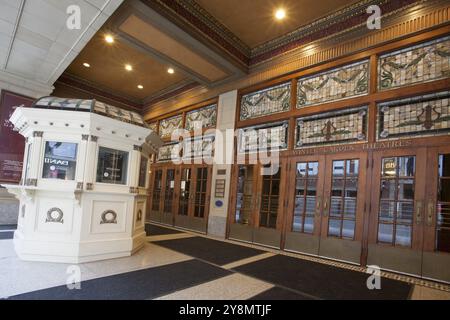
[0,90,34,183]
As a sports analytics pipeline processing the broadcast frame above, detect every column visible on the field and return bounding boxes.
[207,90,237,238]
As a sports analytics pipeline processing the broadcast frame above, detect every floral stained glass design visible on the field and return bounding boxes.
[297,60,369,108]
[182,135,215,160]
[159,115,183,139]
[238,121,289,153]
[185,104,217,131]
[157,142,180,162]
[378,35,450,90]
[296,106,368,147]
[377,91,450,140]
[240,83,291,120]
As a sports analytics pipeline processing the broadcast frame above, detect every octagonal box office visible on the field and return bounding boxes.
[2,97,162,263]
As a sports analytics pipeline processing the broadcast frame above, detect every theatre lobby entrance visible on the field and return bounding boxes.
[1,0,450,302]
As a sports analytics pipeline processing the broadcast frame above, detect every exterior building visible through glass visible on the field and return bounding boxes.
[96,147,128,185]
[235,165,254,225]
[377,156,415,247]
[163,169,175,213]
[292,162,318,234]
[259,165,281,229]
[151,170,162,211]
[437,154,450,253]
[179,168,191,216]
[328,159,359,239]
[42,141,78,180]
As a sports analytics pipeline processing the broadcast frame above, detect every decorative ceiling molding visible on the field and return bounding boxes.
[141,0,424,68]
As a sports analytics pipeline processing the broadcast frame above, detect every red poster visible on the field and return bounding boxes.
[0,90,34,184]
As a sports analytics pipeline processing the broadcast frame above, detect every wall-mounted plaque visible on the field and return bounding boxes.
[215,179,226,198]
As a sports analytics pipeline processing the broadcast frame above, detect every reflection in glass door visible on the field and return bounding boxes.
[259,167,281,229]
[436,154,450,253]
[377,156,415,247]
[161,168,176,225]
[149,169,163,222]
[328,159,359,240]
[235,165,256,225]
[194,167,208,218]
[179,168,191,216]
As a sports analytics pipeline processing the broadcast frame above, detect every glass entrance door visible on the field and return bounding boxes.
[161,168,176,225]
[422,146,450,282]
[175,165,211,233]
[285,156,325,255]
[367,148,427,276]
[284,152,367,264]
[229,161,286,248]
[149,168,163,222]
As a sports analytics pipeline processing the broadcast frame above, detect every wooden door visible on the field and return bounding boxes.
[367,147,427,276]
[422,146,450,282]
[284,155,326,255]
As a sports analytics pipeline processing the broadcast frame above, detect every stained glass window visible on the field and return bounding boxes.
[297,60,369,108]
[185,104,217,131]
[377,91,450,140]
[159,115,183,139]
[238,121,289,153]
[240,83,291,120]
[157,142,180,162]
[182,135,215,160]
[147,122,158,133]
[378,35,450,90]
[296,106,368,148]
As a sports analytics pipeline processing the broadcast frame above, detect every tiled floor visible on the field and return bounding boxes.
[0,223,449,300]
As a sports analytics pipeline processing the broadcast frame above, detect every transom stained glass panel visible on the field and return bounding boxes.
[157,142,180,162]
[377,91,450,140]
[240,83,291,121]
[378,35,450,91]
[297,60,369,108]
[182,135,215,160]
[147,122,158,133]
[185,104,217,131]
[238,121,289,153]
[159,115,183,139]
[296,106,368,148]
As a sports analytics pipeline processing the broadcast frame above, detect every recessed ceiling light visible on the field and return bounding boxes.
[137,85,144,89]
[83,62,90,68]
[105,34,114,43]
[275,8,286,20]
[167,68,175,74]
[125,64,133,71]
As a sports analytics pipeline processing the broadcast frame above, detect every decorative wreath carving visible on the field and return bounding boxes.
[137,209,142,222]
[100,210,117,224]
[46,207,64,223]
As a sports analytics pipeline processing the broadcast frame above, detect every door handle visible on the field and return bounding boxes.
[427,201,435,227]
[323,199,328,217]
[316,196,322,217]
[415,200,423,225]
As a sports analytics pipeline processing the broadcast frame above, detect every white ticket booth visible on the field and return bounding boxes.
[1,97,162,263]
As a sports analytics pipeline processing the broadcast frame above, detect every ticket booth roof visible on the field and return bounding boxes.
[32,96,147,128]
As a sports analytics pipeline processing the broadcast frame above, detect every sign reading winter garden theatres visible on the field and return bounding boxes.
[0,91,34,183]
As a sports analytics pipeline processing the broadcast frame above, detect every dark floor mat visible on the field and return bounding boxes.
[154,237,265,266]
[145,223,183,236]
[234,255,412,300]
[0,224,17,231]
[9,259,230,300]
[249,287,313,300]
[0,231,14,240]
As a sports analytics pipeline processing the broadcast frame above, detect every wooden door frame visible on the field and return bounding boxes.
[367,147,427,251]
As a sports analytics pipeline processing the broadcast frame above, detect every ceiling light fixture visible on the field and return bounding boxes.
[83,62,90,68]
[105,34,114,44]
[275,8,286,20]
[125,64,133,71]
[167,68,175,74]
[137,85,143,89]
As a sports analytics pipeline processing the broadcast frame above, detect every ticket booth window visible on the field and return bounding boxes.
[96,147,129,185]
[42,141,77,180]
